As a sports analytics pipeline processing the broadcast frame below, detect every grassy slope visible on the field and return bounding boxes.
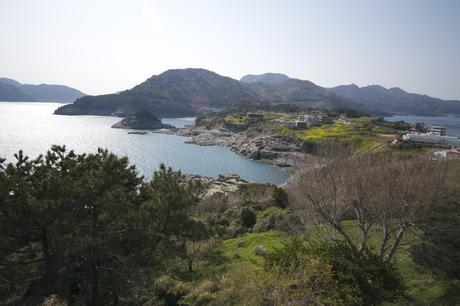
[272,116,391,152]
[306,222,460,305]
[219,113,397,153]
[189,114,458,304]
[190,225,459,305]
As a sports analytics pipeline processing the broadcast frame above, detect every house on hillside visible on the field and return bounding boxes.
[317,115,333,124]
[410,122,428,133]
[275,118,297,129]
[297,114,319,128]
[430,125,446,136]
[336,113,348,123]
[275,114,320,130]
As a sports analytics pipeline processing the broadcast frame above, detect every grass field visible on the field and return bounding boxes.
[272,117,390,152]
[187,224,459,305]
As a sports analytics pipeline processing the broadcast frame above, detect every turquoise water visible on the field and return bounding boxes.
[385,115,460,137]
[0,102,289,184]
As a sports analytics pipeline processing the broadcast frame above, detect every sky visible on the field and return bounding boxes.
[0,0,459,100]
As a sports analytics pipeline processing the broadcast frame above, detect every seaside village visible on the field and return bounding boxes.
[244,112,460,159]
[395,122,460,159]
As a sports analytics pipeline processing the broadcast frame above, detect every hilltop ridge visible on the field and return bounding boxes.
[55,69,460,117]
[0,77,85,102]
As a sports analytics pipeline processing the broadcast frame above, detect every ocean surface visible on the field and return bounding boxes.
[0,102,289,185]
[385,115,460,137]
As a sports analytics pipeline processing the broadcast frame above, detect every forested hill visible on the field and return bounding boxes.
[55,69,258,117]
[0,77,85,102]
[55,69,460,117]
[55,69,365,117]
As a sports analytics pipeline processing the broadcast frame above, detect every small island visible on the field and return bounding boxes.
[111,111,174,130]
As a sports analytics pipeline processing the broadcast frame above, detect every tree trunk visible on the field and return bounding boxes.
[385,227,406,263]
[41,228,55,290]
[89,205,99,306]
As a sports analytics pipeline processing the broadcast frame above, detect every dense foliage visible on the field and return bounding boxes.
[264,239,405,305]
[410,201,460,279]
[0,146,202,305]
[216,239,405,306]
[1,145,458,305]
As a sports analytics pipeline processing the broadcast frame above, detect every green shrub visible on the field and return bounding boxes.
[272,186,288,208]
[410,201,460,279]
[254,207,303,234]
[264,239,406,306]
[180,281,218,306]
[240,207,257,228]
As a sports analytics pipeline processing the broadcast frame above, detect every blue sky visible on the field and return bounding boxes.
[0,0,459,99]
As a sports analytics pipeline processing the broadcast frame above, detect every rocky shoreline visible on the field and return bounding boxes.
[155,125,310,170]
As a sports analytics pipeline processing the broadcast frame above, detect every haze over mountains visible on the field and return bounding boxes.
[328,84,460,116]
[49,68,460,117]
[0,77,85,102]
[241,73,366,112]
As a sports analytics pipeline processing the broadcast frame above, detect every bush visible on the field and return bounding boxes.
[152,276,190,306]
[264,239,405,306]
[180,281,218,306]
[272,186,288,209]
[410,201,460,279]
[254,207,304,234]
[240,207,257,228]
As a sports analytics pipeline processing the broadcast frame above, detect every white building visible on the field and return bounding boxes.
[402,125,460,147]
[433,148,460,160]
[297,114,319,128]
[430,125,446,136]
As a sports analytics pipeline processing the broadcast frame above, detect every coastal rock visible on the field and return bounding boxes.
[154,124,305,168]
[186,173,247,197]
[112,112,174,130]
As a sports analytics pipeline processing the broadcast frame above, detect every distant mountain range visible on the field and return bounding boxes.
[240,74,366,112]
[0,77,85,103]
[53,69,460,117]
[328,84,460,116]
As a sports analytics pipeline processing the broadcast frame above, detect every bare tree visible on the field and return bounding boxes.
[371,153,448,262]
[289,151,449,262]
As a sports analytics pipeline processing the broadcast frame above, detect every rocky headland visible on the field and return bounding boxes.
[155,124,309,169]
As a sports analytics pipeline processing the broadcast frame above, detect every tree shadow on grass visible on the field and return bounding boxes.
[433,280,460,306]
